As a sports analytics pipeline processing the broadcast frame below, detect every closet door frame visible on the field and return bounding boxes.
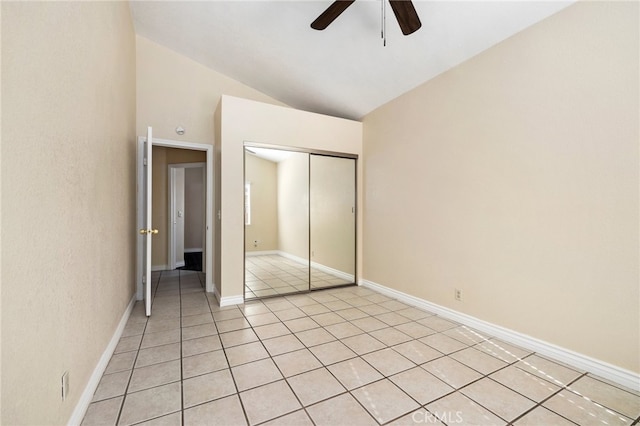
[243,142,358,301]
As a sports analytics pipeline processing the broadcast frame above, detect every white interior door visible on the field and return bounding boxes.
[143,127,154,316]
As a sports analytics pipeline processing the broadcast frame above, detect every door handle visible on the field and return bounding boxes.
[139,229,159,235]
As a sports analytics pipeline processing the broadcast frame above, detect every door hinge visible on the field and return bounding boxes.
[143,158,148,166]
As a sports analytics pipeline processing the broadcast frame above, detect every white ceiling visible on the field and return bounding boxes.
[130,0,574,120]
[245,146,294,162]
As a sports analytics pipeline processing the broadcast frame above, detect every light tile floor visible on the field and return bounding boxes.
[245,254,352,299]
[82,270,640,425]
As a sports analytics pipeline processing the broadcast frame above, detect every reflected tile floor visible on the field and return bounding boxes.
[82,270,640,425]
[245,254,352,299]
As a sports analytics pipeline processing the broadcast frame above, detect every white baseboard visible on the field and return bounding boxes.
[151,265,167,272]
[220,295,245,307]
[213,285,244,307]
[68,295,136,425]
[246,250,278,257]
[359,278,640,392]
[176,261,185,268]
[276,251,305,264]
[310,261,354,282]
[184,248,202,253]
[277,251,354,282]
[213,286,221,305]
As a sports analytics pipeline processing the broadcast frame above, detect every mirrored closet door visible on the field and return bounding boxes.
[244,146,309,299]
[310,154,356,289]
[244,144,357,300]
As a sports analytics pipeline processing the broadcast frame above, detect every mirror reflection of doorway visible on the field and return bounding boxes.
[243,144,356,300]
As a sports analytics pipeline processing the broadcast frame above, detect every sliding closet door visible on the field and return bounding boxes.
[309,154,356,288]
[244,147,310,299]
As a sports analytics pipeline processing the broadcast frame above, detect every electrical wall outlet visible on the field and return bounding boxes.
[61,371,69,401]
[454,289,462,301]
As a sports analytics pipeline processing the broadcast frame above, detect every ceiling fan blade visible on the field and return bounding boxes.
[388,0,421,35]
[311,0,356,30]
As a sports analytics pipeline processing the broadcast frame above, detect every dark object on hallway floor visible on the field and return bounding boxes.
[179,252,202,272]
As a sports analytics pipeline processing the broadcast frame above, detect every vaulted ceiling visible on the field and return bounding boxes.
[130,1,574,120]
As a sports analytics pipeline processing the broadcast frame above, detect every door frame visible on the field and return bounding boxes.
[168,166,186,270]
[242,142,358,301]
[136,137,214,299]
[168,162,206,271]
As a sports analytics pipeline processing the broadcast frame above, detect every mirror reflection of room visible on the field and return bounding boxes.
[244,148,309,299]
[244,146,356,300]
[309,154,356,289]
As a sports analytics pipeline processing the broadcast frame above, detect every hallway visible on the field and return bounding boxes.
[81,271,640,425]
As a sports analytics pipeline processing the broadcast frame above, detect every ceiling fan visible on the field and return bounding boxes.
[311,0,422,36]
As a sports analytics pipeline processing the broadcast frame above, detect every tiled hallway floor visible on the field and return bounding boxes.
[82,270,640,425]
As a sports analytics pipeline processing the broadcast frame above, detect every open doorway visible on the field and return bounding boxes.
[168,162,206,271]
[151,147,205,271]
[136,136,214,304]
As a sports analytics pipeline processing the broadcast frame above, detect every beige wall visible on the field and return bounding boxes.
[217,96,363,300]
[151,147,206,268]
[362,1,639,373]
[245,154,279,252]
[1,2,136,424]
[136,35,287,144]
[136,35,286,283]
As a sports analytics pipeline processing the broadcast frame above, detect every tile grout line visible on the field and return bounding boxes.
[307,293,437,424]
[239,298,318,424]
[254,294,435,425]
[507,372,588,426]
[139,290,403,422]
[368,328,564,424]
[134,296,441,425]
[130,272,184,425]
[203,280,252,426]
[113,271,158,426]
[178,270,185,426]
[252,295,538,425]
[245,254,354,300]
[88,281,640,426]
[142,272,195,423]
[237,294,366,422]
[232,292,592,426]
